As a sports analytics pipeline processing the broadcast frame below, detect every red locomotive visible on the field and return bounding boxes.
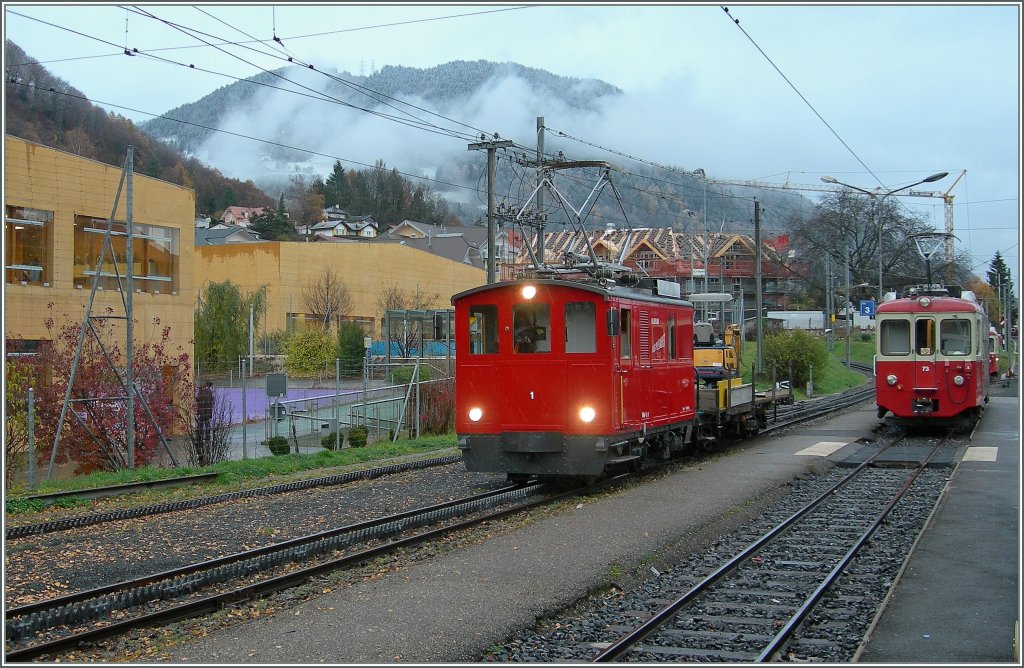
[875,285,990,423]
[452,277,771,482]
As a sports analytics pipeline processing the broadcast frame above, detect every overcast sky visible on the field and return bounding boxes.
[4,2,1021,289]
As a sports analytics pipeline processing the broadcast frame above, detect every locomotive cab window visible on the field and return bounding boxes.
[513,302,550,353]
[915,317,935,356]
[564,301,596,353]
[939,318,971,356]
[620,308,632,359]
[467,305,499,354]
[880,319,911,355]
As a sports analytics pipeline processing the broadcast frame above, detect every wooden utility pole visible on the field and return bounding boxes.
[754,198,763,376]
[468,136,513,283]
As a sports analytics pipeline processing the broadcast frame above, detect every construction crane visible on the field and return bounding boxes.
[694,170,967,282]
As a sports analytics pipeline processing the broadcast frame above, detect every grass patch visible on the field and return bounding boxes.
[5,434,458,512]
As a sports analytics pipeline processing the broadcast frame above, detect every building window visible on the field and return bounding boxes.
[635,250,656,270]
[73,216,179,294]
[5,206,53,286]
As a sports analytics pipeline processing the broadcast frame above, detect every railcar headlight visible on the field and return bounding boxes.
[468,407,483,422]
[578,406,596,423]
[953,375,965,386]
[521,285,537,299]
[918,297,931,308]
[886,374,898,386]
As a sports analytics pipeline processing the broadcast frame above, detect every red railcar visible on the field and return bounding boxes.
[452,278,698,481]
[988,326,1003,378]
[875,287,990,422]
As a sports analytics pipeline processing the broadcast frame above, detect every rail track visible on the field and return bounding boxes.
[5,476,625,662]
[5,455,462,540]
[485,429,954,663]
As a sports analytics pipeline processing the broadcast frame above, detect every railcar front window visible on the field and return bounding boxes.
[564,301,596,353]
[513,303,550,353]
[880,319,911,355]
[915,317,934,355]
[468,305,498,354]
[939,318,971,356]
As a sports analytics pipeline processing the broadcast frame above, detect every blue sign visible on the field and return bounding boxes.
[859,300,876,318]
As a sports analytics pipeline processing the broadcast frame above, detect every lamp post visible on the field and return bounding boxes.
[820,172,948,300]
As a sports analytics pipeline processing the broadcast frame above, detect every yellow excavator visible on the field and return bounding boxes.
[694,321,742,387]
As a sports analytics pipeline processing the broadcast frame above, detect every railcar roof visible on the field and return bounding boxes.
[876,296,985,314]
[451,278,693,308]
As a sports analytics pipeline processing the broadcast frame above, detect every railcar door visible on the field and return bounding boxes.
[913,316,937,389]
[616,306,637,429]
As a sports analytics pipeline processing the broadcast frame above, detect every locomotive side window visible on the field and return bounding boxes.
[880,319,911,355]
[513,302,550,353]
[668,316,677,359]
[915,317,934,355]
[564,301,596,353]
[620,308,632,359]
[468,305,499,354]
[939,318,971,356]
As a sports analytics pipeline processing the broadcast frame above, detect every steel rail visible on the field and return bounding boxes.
[758,439,945,661]
[6,454,463,540]
[593,440,898,662]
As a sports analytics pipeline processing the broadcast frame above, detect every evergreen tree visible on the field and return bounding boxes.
[248,207,296,241]
[324,160,351,209]
[986,251,1014,296]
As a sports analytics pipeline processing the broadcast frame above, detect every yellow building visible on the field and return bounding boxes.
[195,241,486,337]
[4,135,195,364]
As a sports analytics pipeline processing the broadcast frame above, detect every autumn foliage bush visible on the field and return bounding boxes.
[25,304,190,475]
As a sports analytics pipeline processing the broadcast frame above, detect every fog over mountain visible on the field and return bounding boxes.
[139,60,807,232]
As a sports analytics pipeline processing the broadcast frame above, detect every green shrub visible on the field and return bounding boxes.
[321,432,343,449]
[390,365,430,384]
[348,425,369,448]
[267,435,290,456]
[762,329,827,386]
[859,332,873,342]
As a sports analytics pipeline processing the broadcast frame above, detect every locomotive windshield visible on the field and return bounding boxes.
[513,302,550,353]
[468,305,499,354]
[564,301,596,353]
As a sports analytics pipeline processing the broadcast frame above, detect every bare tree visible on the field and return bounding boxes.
[301,268,353,329]
[182,384,233,467]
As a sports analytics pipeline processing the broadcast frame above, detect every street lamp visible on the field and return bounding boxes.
[820,172,948,300]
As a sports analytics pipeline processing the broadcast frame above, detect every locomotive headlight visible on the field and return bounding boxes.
[521,285,537,300]
[886,374,898,386]
[953,375,965,386]
[468,407,483,422]
[578,406,596,423]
